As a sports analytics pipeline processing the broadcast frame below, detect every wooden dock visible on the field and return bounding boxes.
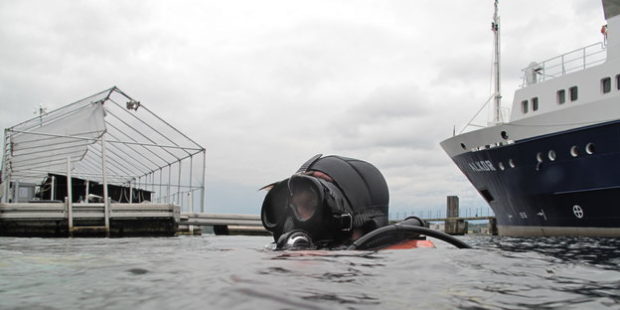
[0,202,179,237]
[0,203,267,237]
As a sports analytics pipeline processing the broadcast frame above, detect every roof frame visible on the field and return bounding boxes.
[2,87,206,212]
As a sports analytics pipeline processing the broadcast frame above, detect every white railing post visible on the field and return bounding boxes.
[158,169,162,203]
[101,138,110,233]
[2,129,11,203]
[14,181,20,202]
[85,179,89,203]
[105,197,111,235]
[189,155,193,213]
[166,165,171,204]
[51,175,56,200]
[67,157,73,231]
[129,180,133,203]
[201,150,206,213]
[583,47,587,70]
[177,161,182,208]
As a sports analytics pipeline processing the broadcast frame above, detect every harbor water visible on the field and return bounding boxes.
[1,235,619,309]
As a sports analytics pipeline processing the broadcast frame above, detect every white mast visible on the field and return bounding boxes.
[492,0,502,124]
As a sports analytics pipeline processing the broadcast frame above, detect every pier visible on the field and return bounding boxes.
[177,209,497,236]
[179,213,267,235]
[0,88,205,237]
[0,202,179,237]
[1,206,495,237]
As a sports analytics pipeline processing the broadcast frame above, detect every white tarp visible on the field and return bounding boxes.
[8,102,105,181]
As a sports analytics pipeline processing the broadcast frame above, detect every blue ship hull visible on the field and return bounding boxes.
[451,120,620,236]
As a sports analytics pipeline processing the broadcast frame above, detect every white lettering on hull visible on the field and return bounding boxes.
[467,160,497,172]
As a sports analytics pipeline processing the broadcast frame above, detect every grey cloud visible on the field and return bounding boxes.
[328,85,452,154]
[348,86,429,120]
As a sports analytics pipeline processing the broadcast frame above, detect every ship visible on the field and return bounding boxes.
[440,0,620,236]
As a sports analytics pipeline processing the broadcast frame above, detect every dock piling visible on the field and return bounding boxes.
[445,196,468,235]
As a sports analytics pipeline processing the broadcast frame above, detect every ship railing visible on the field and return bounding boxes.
[520,42,606,87]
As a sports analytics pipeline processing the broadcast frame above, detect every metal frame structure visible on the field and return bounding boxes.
[1,87,206,212]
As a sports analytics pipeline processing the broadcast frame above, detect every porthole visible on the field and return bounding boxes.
[536,152,543,163]
[508,159,515,168]
[501,131,509,140]
[570,145,579,157]
[585,143,595,154]
[460,143,466,150]
[498,162,505,170]
[548,150,556,161]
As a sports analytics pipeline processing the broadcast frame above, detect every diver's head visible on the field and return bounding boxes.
[261,154,389,250]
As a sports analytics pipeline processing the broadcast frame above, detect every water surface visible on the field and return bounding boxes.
[1,235,619,309]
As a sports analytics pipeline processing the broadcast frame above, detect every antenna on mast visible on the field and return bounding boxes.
[491,0,502,124]
[34,104,48,127]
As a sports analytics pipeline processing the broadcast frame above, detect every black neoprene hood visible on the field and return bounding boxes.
[301,154,389,228]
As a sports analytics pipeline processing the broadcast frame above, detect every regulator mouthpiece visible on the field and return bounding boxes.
[276,230,315,250]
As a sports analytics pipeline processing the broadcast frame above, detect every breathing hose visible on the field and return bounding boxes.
[347,217,471,250]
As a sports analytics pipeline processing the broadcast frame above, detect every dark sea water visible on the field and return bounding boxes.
[0,235,619,310]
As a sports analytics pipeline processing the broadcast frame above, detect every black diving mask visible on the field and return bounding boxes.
[262,173,354,250]
[288,175,323,222]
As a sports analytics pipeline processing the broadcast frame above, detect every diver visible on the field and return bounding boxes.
[260,154,470,251]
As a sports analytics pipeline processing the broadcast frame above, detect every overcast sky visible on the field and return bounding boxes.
[0,0,605,217]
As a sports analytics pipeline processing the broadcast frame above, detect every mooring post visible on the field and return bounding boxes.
[445,196,466,235]
[445,196,457,234]
[447,196,459,218]
[488,217,498,235]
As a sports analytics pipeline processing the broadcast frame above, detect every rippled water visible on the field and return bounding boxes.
[1,235,619,309]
